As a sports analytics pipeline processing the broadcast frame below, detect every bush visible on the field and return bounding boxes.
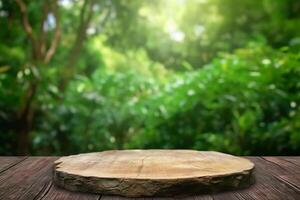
[129,44,300,155]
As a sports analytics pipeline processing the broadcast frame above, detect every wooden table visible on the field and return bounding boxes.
[0,157,299,200]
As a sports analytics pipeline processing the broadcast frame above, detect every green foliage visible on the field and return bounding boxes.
[129,44,300,155]
[30,40,168,154]
[0,0,299,155]
[29,44,300,156]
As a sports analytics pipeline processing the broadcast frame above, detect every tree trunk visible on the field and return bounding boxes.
[16,81,37,155]
[16,123,31,155]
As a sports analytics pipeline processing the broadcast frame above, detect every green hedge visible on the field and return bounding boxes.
[129,44,300,155]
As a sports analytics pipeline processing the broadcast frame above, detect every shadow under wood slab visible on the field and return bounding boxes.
[53,150,255,197]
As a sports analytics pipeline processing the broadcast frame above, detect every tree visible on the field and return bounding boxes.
[13,0,100,154]
[1,0,299,156]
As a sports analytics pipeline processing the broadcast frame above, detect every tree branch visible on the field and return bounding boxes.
[15,0,39,60]
[15,0,34,40]
[67,0,94,61]
[59,0,95,90]
[44,0,61,64]
[39,1,50,56]
[95,4,112,34]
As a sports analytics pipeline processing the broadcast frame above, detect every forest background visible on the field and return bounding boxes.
[0,0,300,156]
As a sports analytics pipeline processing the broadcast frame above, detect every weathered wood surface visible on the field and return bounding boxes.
[0,156,299,200]
[54,150,255,197]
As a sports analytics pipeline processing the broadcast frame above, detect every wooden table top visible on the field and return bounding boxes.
[0,156,299,200]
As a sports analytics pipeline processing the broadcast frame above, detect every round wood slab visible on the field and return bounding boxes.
[53,150,255,197]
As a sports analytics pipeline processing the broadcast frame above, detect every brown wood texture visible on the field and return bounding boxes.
[53,150,255,197]
[0,156,299,199]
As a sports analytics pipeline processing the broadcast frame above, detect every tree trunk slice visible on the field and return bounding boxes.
[53,150,255,197]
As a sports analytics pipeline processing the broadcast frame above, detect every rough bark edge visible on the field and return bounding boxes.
[53,164,255,197]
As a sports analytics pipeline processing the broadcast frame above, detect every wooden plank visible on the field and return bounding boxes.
[262,157,300,173]
[0,157,27,174]
[100,194,213,200]
[0,156,299,200]
[212,157,300,200]
[240,157,300,200]
[0,157,100,200]
[281,157,300,167]
[262,157,300,193]
[101,195,134,200]
[185,195,214,200]
[39,184,100,200]
[0,157,56,200]
[212,191,246,200]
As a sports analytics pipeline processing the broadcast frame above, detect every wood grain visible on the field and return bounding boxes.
[245,157,300,200]
[0,156,27,174]
[53,150,255,197]
[281,157,300,167]
[0,156,299,199]
[0,157,99,200]
[0,157,56,199]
